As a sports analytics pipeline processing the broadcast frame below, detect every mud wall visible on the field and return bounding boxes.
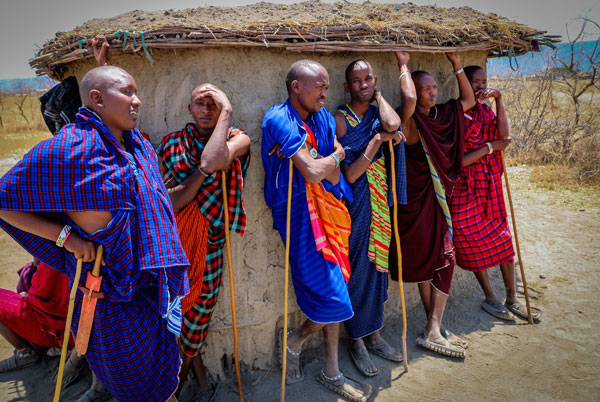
[67,47,488,378]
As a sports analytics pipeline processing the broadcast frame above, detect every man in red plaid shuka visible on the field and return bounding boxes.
[157,83,250,401]
[448,66,540,321]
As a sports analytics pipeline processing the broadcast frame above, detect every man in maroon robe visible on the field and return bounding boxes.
[389,51,475,358]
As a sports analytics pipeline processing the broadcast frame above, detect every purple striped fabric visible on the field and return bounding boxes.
[0,107,189,401]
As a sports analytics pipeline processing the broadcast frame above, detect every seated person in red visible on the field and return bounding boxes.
[0,259,72,371]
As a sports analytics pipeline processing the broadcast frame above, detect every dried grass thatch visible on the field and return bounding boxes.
[30,1,560,76]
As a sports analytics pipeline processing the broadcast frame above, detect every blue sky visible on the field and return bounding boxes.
[1,0,599,79]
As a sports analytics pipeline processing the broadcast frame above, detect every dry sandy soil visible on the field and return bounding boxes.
[0,164,598,402]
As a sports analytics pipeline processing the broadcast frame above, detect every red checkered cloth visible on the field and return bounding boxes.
[0,262,74,348]
[448,102,514,271]
[158,123,249,356]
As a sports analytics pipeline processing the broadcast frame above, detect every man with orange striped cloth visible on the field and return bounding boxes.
[262,60,371,402]
[158,83,250,402]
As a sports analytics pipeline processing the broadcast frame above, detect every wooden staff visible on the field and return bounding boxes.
[388,141,409,372]
[54,257,83,402]
[221,171,244,401]
[280,160,293,402]
[501,152,533,324]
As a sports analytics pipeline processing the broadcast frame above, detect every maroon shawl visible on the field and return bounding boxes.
[412,99,465,194]
[389,99,465,293]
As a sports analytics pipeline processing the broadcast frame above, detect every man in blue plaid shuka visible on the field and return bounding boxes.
[0,66,189,402]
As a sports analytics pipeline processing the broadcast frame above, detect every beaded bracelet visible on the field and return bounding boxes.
[330,152,340,168]
[56,224,72,248]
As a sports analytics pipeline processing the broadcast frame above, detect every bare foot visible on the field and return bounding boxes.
[318,370,372,402]
[279,329,304,383]
[441,327,468,349]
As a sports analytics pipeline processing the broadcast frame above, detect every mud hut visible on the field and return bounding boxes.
[30,1,557,378]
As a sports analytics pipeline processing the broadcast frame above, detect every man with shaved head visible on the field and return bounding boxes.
[334,58,406,377]
[0,66,189,401]
[389,51,475,359]
[157,83,250,401]
[262,60,371,402]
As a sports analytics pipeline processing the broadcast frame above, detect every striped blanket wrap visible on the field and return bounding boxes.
[0,107,189,401]
[303,122,352,282]
[157,123,249,354]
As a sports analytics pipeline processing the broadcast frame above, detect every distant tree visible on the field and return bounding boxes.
[0,92,5,128]
[12,82,33,125]
[496,15,600,182]
[552,16,600,126]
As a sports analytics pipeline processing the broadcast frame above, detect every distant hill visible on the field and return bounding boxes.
[487,40,599,76]
[0,76,56,92]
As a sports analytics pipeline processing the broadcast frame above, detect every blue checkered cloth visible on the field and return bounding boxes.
[337,104,406,339]
[0,107,189,401]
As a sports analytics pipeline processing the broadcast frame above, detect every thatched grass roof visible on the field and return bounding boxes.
[30,1,560,76]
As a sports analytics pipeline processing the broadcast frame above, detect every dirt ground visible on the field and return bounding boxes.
[0,165,598,402]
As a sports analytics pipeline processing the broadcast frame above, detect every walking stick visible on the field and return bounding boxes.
[221,171,244,401]
[280,159,293,402]
[54,257,84,402]
[388,141,409,372]
[501,152,533,324]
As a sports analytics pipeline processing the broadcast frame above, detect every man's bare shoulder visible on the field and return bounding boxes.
[334,111,348,138]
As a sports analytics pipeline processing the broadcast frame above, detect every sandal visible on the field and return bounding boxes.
[349,347,378,377]
[505,301,542,320]
[0,348,41,373]
[365,340,403,362]
[441,328,469,349]
[316,370,372,402]
[481,301,515,321]
[278,328,304,384]
[417,335,465,359]
[192,381,220,402]
[52,350,87,388]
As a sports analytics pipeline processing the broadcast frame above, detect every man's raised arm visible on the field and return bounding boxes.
[446,52,476,112]
[374,89,401,133]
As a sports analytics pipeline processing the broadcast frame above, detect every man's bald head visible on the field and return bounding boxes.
[344,59,373,83]
[411,70,433,87]
[285,60,326,94]
[190,83,221,103]
[80,66,133,107]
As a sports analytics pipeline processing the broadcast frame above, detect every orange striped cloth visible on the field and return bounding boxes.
[175,201,209,314]
[303,122,352,282]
